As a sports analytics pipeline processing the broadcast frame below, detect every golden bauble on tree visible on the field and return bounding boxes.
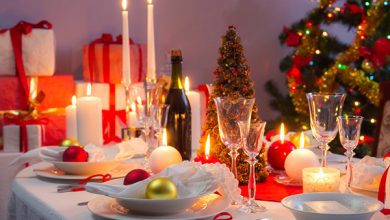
[59,138,81,148]
[361,59,375,73]
[145,177,178,199]
[289,132,311,148]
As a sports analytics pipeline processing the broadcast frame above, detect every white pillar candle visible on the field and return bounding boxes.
[121,0,131,86]
[146,0,156,81]
[127,102,140,128]
[66,95,78,139]
[284,132,319,182]
[77,83,103,146]
[302,167,340,193]
[184,76,201,151]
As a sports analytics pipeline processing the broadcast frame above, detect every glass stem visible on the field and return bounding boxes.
[320,143,330,167]
[247,157,257,203]
[124,86,131,127]
[229,148,239,178]
[345,149,354,190]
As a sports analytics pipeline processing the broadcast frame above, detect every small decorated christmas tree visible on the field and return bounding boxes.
[198,26,269,184]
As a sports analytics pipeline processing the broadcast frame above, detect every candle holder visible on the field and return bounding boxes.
[302,167,340,193]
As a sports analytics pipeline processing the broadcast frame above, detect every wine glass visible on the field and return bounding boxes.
[131,82,163,155]
[214,97,255,178]
[306,93,346,167]
[238,121,267,213]
[152,104,170,146]
[337,116,363,193]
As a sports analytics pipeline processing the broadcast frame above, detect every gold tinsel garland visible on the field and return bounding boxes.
[289,0,384,114]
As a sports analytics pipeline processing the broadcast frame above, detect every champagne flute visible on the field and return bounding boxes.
[337,116,363,193]
[238,121,267,213]
[306,93,346,167]
[214,97,255,178]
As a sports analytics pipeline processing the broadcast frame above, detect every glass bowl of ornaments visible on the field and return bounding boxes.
[282,193,383,220]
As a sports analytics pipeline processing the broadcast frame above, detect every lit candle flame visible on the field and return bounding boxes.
[131,102,136,111]
[299,132,304,149]
[87,83,92,96]
[147,0,153,4]
[280,123,285,144]
[162,128,168,146]
[205,134,211,160]
[319,167,324,177]
[121,0,127,10]
[71,95,76,106]
[29,77,37,100]
[184,76,190,92]
[136,96,142,105]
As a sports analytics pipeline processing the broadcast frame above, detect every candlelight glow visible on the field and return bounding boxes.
[184,76,190,92]
[280,123,285,144]
[205,134,211,160]
[131,102,136,111]
[122,0,127,10]
[319,167,323,177]
[29,77,37,99]
[71,95,76,106]
[87,83,92,96]
[147,0,153,4]
[299,132,304,149]
[162,128,167,146]
[136,96,142,105]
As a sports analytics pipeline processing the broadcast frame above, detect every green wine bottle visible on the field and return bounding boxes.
[165,49,192,160]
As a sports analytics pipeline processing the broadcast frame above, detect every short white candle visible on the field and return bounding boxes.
[284,132,319,181]
[121,0,131,86]
[127,102,140,128]
[302,167,340,193]
[77,83,103,146]
[184,76,201,151]
[65,95,78,139]
[149,128,182,174]
[146,0,156,81]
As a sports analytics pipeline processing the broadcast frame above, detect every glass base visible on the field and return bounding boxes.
[239,199,267,213]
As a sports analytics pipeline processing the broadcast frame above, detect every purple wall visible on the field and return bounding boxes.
[0,0,315,120]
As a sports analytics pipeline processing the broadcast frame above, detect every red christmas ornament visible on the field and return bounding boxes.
[62,146,89,162]
[267,140,295,170]
[359,38,390,68]
[265,129,278,142]
[293,55,312,68]
[284,27,302,47]
[344,3,365,16]
[123,169,150,185]
[287,67,303,84]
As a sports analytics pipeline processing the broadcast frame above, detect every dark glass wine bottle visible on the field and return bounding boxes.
[165,49,192,160]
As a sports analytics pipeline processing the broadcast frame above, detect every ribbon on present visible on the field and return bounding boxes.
[3,113,48,152]
[0,20,52,106]
[378,166,390,215]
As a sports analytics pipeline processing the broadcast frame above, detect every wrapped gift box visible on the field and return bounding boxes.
[82,35,146,84]
[0,21,55,76]
[0,74,74,149]
[3,124,42,152]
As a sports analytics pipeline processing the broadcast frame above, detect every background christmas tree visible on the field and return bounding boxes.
[266,0,390,157]
[198,26,269,184]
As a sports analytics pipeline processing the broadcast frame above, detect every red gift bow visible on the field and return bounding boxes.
[359,38,390,68]
[66,173,113,192]
[378,166,390,215]
[3,114,48,152]
[0,20,52,105]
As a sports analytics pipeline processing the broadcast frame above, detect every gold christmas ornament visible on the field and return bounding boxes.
[361,59,375,73]
[290,132,311,148]
[145,177,178,199]
[60,138,81,147]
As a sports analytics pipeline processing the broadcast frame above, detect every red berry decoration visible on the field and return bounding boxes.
[123,169,150,185]
[267,140,295,170]
[62,146,89,162]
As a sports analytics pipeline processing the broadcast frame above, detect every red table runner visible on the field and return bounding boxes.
[240,173,302,202]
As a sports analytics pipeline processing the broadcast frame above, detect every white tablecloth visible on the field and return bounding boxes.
[0,151,23,220]
[7,158,388,220]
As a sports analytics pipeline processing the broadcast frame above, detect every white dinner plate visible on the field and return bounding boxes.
[88,194,230,220]
[33,162,142,180]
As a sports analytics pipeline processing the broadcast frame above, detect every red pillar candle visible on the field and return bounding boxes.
[194,134,220,164]
[267,123,295,170]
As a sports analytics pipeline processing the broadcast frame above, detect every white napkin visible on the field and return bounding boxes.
[352,156,386,190]
[9,138,147,166]
[86,161,241,202]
